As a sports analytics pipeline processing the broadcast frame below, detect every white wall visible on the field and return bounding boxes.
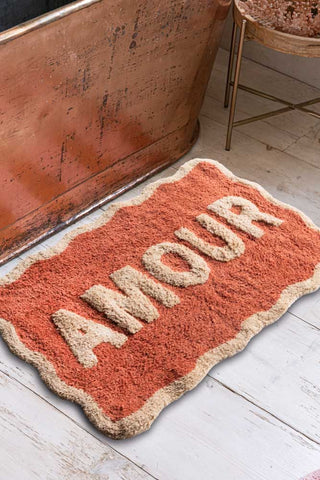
[221,10,320,89]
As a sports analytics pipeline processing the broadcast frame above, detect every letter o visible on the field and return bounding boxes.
[142,242,210,287]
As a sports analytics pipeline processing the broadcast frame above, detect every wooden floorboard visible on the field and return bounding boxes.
[108,379,320,480]
[0,372,155,480]
[208,312,320,444]
[0,48,319,479]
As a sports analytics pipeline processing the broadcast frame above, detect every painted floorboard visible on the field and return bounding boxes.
[209,312,320,444]
[0,372,154,480]
[290,291,320,329]
[108,379,320,480]
[284,133,320,169]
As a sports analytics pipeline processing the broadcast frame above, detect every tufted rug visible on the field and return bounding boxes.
[0,158,319,439]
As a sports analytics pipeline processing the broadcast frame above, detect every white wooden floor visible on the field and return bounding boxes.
[1,48,319,480]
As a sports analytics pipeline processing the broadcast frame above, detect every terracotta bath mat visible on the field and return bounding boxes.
[0,159,319,439]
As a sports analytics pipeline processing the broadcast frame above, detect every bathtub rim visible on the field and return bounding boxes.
[0,0,101,45]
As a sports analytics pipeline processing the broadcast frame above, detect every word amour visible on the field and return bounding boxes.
[52,196,283,368]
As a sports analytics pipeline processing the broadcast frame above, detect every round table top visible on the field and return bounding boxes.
[234,0,320,58]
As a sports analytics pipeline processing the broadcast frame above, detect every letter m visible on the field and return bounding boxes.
[81,266,180,334]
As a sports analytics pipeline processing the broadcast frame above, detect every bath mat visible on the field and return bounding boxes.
[0,158,319,439]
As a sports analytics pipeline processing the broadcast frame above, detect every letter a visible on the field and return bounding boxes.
[52,309,127,368]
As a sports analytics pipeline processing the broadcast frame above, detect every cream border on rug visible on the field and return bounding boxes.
[0,158,319,439]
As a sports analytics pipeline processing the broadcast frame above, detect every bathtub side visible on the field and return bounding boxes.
[0,0,231,263]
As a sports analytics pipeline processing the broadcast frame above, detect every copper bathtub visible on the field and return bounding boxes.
[0,0,231,263]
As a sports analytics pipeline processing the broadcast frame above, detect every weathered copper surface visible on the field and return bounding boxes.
[0,0,231,263]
